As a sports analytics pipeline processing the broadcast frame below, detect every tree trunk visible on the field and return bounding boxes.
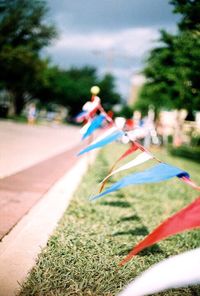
[13,92,24,115]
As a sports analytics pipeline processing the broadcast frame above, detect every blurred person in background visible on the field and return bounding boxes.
[27,103,37,125]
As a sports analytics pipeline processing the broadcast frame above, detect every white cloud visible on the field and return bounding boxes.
[45,27,160,97]
[48,27,159,58]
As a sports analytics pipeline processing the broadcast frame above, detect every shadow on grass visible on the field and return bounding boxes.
[100,200,131,208]
[118,214,141,222]
[118,243,164,256]
[113,226,149,237]
[115,192,125,198]
[138,244,164,256]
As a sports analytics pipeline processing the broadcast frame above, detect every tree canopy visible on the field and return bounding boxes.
[0,0,121,116]
[135,0,200,117]
[35,66,121,117]
[0,0,56,114]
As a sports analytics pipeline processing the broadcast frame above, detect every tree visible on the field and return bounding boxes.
[0,0,56,114]
[35,66,122,117]
[135,0,200,117]
[170,0,200,31]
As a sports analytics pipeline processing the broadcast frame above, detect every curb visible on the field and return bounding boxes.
[0,151,97,296]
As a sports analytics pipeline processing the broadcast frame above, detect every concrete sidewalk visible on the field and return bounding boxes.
[0,121,97,295]
[0,143,84,240]
[0,150,96,296]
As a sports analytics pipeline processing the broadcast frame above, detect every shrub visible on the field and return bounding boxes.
[168,145,200,162]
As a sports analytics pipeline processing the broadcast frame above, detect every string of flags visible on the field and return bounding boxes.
[76,86,200,294]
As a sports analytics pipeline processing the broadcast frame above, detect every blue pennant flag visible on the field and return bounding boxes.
[78,130,124,156]
[91,163,189,200]
[82,114,105,140]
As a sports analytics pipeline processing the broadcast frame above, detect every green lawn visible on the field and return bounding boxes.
[20,144,200,296]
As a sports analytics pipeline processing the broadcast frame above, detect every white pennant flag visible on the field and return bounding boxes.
[101,152,153,184]
[82,96,100,112]
[80,120,91,135]
[118,248,200,296]
[90,126,117,145]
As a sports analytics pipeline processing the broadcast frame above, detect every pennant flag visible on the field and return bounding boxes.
[100,152,153,192]
[89,125,117,145]
[126,128,147,141]
[120,196,200,266]
[181,176,200,191]
[111,142,140,167]
[99,142,139,192]
[91,163,189,200]
[87,102,100,118]
[82,97,100,113]
[119,247,200,296]
[104,142,140,177]
[82,114,105,140]
[78,129,124,156]
[99,106,113,123]
[80,120,91,135]
[75,111,88,123]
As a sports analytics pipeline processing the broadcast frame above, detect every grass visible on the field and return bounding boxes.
[6,115,27,123]
[20,143,200,296]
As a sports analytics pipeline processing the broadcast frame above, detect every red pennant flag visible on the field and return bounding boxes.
[120,196,200,266]
[98,104,114,123]
[99,142,139,193]
[118,142,140,162]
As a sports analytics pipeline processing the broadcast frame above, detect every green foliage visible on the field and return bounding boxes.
[0,0,56,51]
[35,67,121,117]
[191,134,200,147]
[0,0,56,114]
[168,145,200,162]
[0,1,121,117]
[117,104,133,118]
[0,45,48,113]
[170,0,200,31]
[34,66,97,115]
[19,145,200,295]
[135,0,200,115]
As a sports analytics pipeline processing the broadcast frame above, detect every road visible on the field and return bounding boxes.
[0,120,81,178]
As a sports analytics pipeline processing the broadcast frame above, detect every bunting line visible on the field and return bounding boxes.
[76,93,200,290]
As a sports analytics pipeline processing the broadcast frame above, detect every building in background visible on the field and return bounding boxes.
[128,74,145,106]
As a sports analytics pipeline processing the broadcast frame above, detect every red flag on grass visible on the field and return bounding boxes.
[120,196,200,266]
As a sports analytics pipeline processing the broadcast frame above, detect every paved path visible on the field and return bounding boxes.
[0,120,81,178]
[0,121,84,240]
[0,149,96,296]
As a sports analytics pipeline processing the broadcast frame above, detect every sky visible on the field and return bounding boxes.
[44,0,179,98]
